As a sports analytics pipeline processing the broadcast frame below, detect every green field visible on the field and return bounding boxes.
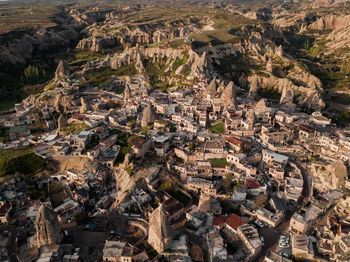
[61,123,90,136]
[209,122,224,134]
[0,2,59,35]
[0,146,47,177]
[210,158,228,166]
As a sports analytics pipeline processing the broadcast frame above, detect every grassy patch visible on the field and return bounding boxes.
[114,133,132,165]
[210,158,228,166]
[258,86,281,100]
[209,122,224,134]
[0,128,9,143]
[191,30,240,48]
[0,2,58,35]
[173,52,189,72]
[160,182,191,206]
[84,65,137,88]
[124,165,134,176]
[61,123,89,136]
[0,146,47,177]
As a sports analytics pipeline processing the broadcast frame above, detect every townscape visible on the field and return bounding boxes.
[0,0,350,262]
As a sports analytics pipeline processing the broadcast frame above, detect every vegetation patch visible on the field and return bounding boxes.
[160,182,191,206]
[61,122,89,136]
[258,87,281,100]
[0,146,47,177]
[210,158,228,166]
[209,122,224,134]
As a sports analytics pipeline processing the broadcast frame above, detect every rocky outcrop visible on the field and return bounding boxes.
[80,97,90,113]
[77,36,120,52]
[57,114,67,132]
[311,160,348,191]
[248,70,325,110]
[280,86,294,104]
[221,81,237,108]
[266,58,273,73]
[308,15,350,52]
[141,103,155,128]
[55,60,70,81]
[123,84,131,107]
[101,46,209,80]
[248,75,259,100]
[0,18,80,66]
[36,205,63,247]
[148,204,172,253]
[204,78,217,97]
[217,81,226,93]
[276,45,283,57]
[308,15,350,31]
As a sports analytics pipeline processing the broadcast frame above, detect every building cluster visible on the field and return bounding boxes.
[1,73,350,262]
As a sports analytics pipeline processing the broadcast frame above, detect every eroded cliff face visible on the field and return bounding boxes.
[0,6,115,66]
[247,71,325,111]
[308,14,350,31]
[0,27,79,66]
[100,45,209,80]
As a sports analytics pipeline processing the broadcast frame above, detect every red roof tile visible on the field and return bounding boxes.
[213,215,226,226]
[225,213,246,231]
[246,178,261,189]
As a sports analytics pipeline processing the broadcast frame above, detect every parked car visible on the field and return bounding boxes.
[279,242,290,248]
[256,221,264,228]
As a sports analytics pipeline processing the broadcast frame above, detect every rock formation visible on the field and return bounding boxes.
[35,205,63,247]
[248,68,325,110]
[141,103,155,128]
[142,87,149,97]
[276,45,283,57]
[80,97,90,113]
[266,58,273,73]
[248,75,259,100]
[221,81,237,108]
[311,160,348,191]
[308,15,350,52]
[123,84,131,106]
[57,114,67,132]
[217,81,226,93]
[280,86,294,104]
[148,204,172,253]
[54,60,69,81]
[204,78,217,97]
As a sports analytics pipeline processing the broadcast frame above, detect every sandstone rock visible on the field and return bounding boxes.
[280,86,294,104]
[311,160,348,191]
[239,74,248,89]
[217,81,226,93]
[221,81,237,108]
[36,205,62,247]
[248,75,259,100]
[57,114,67,132]
[276,45,283,57]
[148,204,172,253]
[266,58,273,73]
[80,97,90,113]
[123,153,131,166]
[123,84,131,106]
[248,70,325,111]
[204,78,217,97]
[54,60,69,81]
[142,87,149,97]
[141,103,155,128]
